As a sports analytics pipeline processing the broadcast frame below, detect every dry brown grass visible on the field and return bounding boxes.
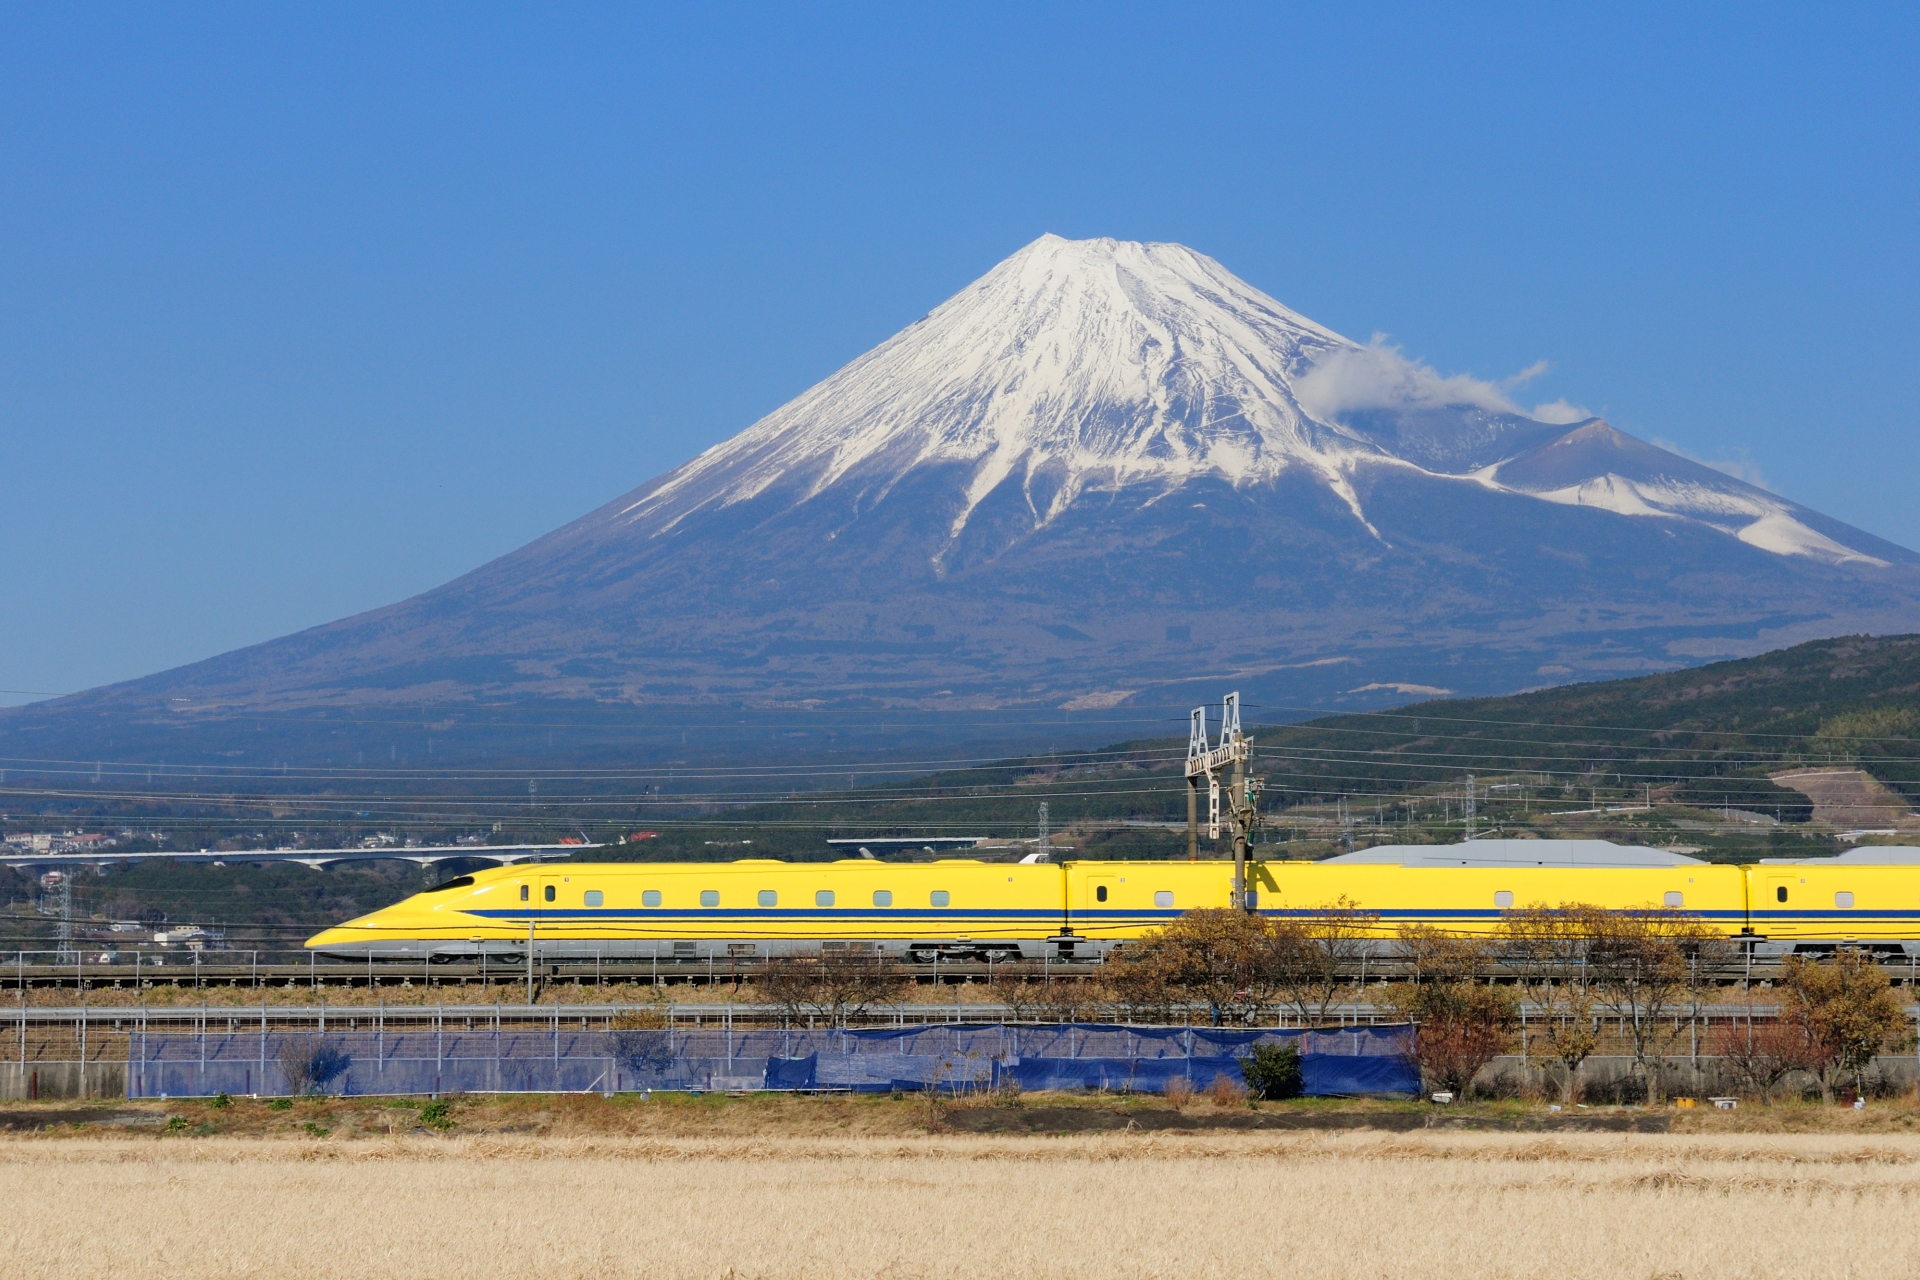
[2,1128,1918,1277]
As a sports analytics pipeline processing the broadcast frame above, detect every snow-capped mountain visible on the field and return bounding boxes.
[620,234,1880,569]
[15,235,1920,750]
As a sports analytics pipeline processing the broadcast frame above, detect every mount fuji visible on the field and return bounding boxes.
[16,235,1920,756]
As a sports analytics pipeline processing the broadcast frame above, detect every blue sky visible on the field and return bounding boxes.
[3,4,1915,704]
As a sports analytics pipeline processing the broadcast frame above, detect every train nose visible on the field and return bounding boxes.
[305,908,392,951]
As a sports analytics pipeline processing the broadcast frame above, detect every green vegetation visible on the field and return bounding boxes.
[1238,1042,1303,1101]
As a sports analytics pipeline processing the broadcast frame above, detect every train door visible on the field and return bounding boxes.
[538,873,567,926]
[1762,874,1800,938]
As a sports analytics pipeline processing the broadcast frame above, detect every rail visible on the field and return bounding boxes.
[4,946,1918,993]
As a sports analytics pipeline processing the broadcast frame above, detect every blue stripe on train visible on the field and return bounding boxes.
[461,908,1062,922]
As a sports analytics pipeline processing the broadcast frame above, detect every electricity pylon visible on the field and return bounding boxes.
[1186,692,1259,910]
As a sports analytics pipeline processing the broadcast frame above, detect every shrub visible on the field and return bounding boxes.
[418,1099,455,1130]
[1163,1075,1195,1110]
[210,1092,231,1109]
[277,1035,352,1096]
[1239,1040,1304,1101]
[1204,1074,1248,1107]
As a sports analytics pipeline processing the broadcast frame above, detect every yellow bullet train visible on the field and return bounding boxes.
[307,839,1920,962]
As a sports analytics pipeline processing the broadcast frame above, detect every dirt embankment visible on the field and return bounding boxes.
[1771,768,1918,831]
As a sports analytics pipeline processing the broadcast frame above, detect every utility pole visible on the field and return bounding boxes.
[1186,693,1256,910]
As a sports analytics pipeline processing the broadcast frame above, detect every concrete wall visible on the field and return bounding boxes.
[1473,1052,1920,1102]
[0,1060,128,1101]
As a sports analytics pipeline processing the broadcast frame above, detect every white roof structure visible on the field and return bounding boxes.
[1321,838,1707,868]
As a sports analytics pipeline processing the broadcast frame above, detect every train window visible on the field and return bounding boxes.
[930,890,951,907]
[816,890,835,907]
[1836,891,1855,908]
[873,890,893,907]
[758,890,777,907]
[584,890,604,907]
[424,876,474,893]
[1154,891,1174,908]
[519,885,529,902]
[700,890,720,907]
[1776,886,1788,903]
[544,885,556,903]
[1663,891,1684,908]
[1493,891,1514,909]
[642,890,662,908]
[1095,885,1108,903]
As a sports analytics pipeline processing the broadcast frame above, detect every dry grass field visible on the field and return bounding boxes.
[2,1125,1918,1278]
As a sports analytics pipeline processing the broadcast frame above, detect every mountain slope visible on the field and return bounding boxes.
[10,235,1920,764]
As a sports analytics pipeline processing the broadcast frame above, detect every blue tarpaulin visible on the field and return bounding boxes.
[127,1021,1419,1098]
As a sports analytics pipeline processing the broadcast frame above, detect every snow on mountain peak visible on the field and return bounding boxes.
[624,234,1379,538]
[615,235,1886,567]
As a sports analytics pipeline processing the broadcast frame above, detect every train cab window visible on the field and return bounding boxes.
[1776,886,1788,903]
[1095,885,1108,903]
[584,890,604,907]
[1493,891,1514,909]
[1836,891,1855,908]
[1154,891,1174,908]
[642,890,662,908]
[872,890,893,907]
[700,890,720,907]
[519,885,529,902]
[424,876,474,893]
[816,890,835,907]
[758,890,778,907]
[1663,891,1684,908]
[544,885,556,903]
[930,890,951,908]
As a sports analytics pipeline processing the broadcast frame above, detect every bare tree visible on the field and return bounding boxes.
[1707,1016,1816,1104]
[1387,926,1516,1099]
[989,960,1048,1023]
[760,948,909,1026]
[1499,905,1606,1104]
[1583,908,1719,1104]
[1270,897,1378,1026]
[606,1003,675,1080]
[276,1035,351,1096]
[1107,909,1278,1025]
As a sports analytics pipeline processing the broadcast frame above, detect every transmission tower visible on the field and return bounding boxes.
[1035,802,1051,862]
[1464,774,1477,840]
[44,870,75,965]
[1185,692,1257,910]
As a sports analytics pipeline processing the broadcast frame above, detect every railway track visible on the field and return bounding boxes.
[4,953,1917,993]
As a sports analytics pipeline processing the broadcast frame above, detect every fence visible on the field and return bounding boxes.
[124,1019,1419,1099]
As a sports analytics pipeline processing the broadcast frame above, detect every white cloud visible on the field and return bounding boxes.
[1295,340,1587,425]
[1502,361,1551,389]
[1650,437,1770,490]
[1530,399,1593,424]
